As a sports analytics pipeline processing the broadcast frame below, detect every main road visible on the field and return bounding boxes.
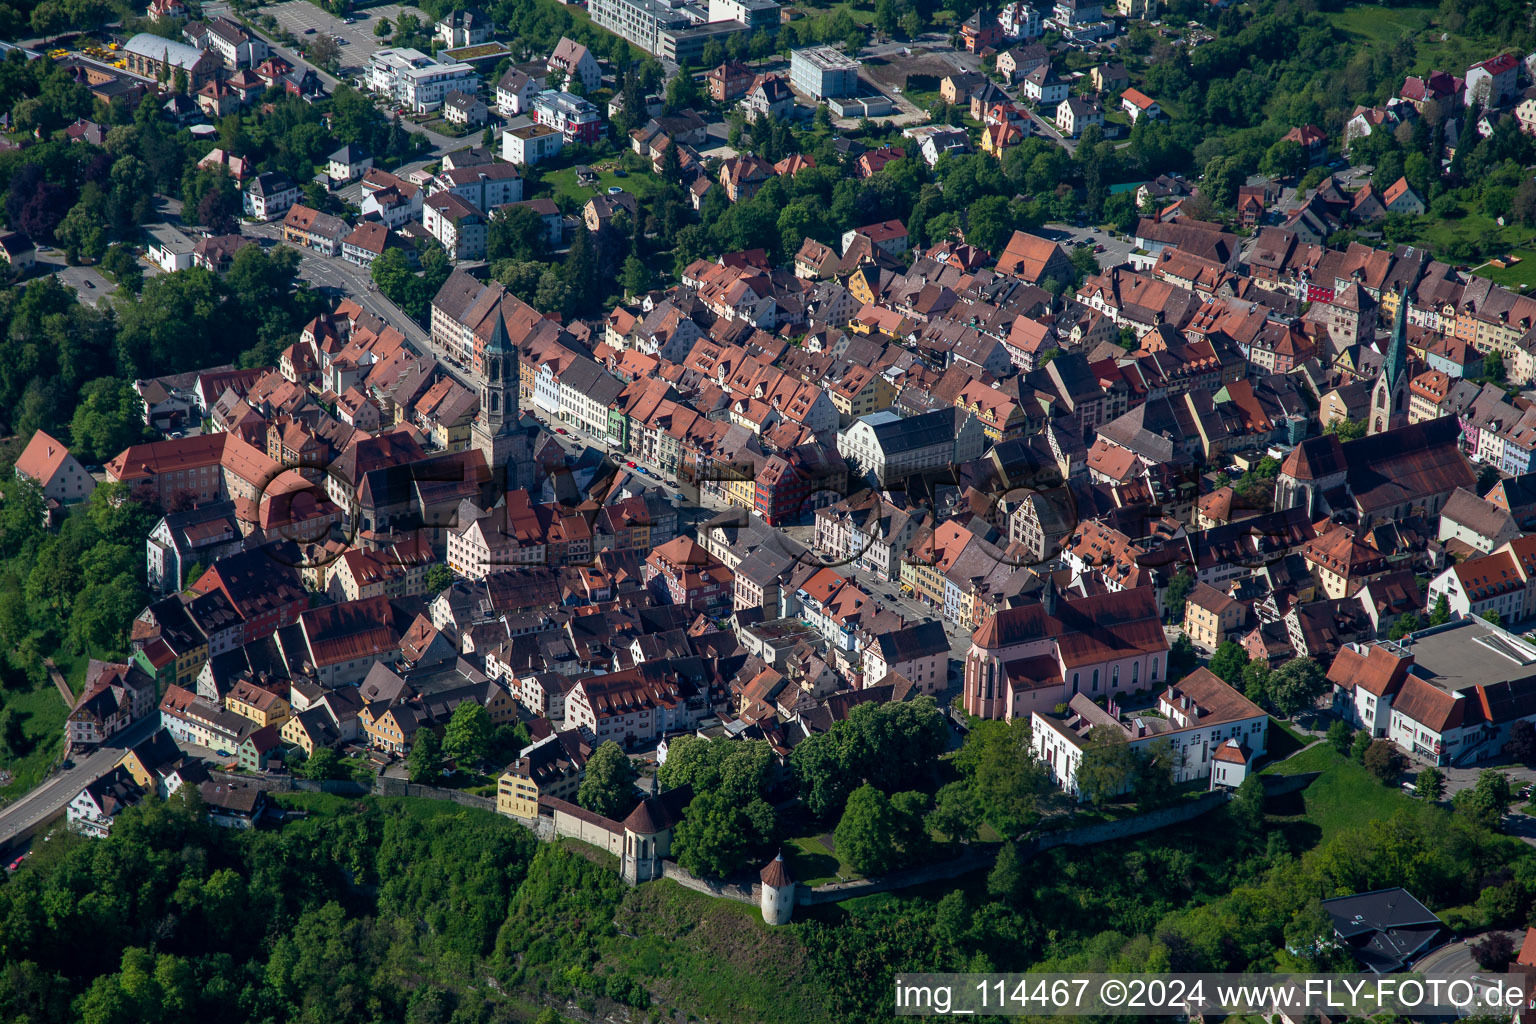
[0,715,163,851]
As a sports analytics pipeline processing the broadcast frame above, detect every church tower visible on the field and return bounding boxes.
[471,307,531,490]
[1369,290,1411,436]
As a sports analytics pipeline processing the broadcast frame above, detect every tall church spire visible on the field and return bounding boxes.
[471,296,531,490]
[1369,288,1411,436]
[1382,287,1409,391]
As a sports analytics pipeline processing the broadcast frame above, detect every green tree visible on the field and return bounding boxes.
[1163,570,1196,620]
[620,254,652,298]
[69,378,146,463]
[1209,641,1249,683]
[487,204,549,264]
[1227,773,1265,832]
[299,746,343,780]
[840,695,947,794]
[1454,768,1512,827]
[1415,765,1446,801]
[657,735,773,803]
[965,194,1018,254]
[1260,138,1306,180]
[1325,418,1367,441]
[789,729,852,820]
[1266,658,1325,717]
[951,718,1049,837]
[577,741,638,819]
[442,701,491,768]
[370,247,413,308]
[1075,726,1138,807]
[670,790,773,878]
[1133,739,1178,810]
[1428,593,1451,626]
[408,729,442,784]
[1349,729,1373,764]
[56,185,109,264]
[1388,612,1423,640]
[1326,719,1354,755]
[100,244,144,294]
[666,70,702,112]
[1362,739,1406,783]
[1069,244,1100,283]
[1242,659,1272,706]
[834,784,906,876]
[423,564,453,595]
[0,705,28,758]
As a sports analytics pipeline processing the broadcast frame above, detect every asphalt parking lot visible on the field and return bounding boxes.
[1038,222,1137,271]
[259,0,428,74]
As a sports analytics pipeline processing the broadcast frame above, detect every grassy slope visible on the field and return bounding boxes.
[609,881,831,1024]
[1326,3,1503,76]
[0,682,68,799]
[1298,756,1417,835]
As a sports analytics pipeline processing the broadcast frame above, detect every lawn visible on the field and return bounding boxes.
[1262,740,1343,776]
[1299,758,1417,836]
[1473,250,1536,292]
[1404,210,1533,261]
[535,161,661,210]
[783,832,860,886]
[1264,717,1309,763]
[0,682,69,800]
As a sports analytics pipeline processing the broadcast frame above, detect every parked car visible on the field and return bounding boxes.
[625,460,636,468]
[304,27,315,33]
[555,427,567,435]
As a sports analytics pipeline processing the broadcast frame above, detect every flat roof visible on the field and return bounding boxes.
[792,45,859,71]
[144,223,196,253]
[1396,616,1536,693]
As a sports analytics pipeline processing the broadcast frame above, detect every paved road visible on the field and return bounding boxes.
[0,715,161,851]
[34,250,113,305]
[245,220,432,350]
